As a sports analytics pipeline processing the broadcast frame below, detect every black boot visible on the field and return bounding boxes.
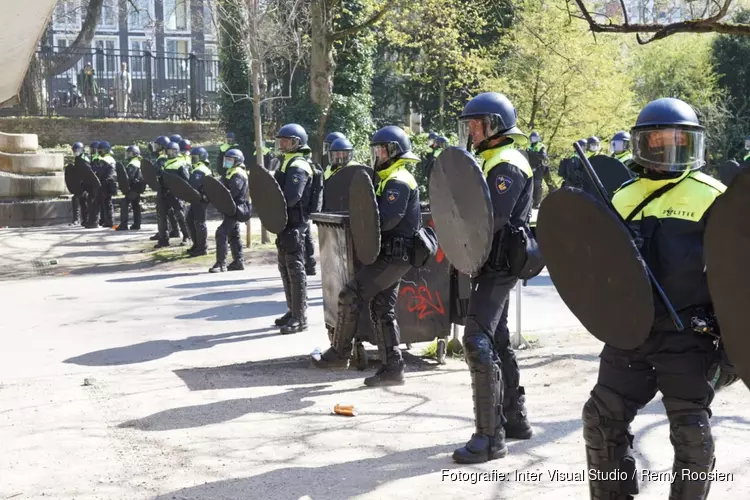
[306,260,317,276]
[274,311,292,326]
[275,274,293,326]
[132,200,141,230]
[150,233,160,241]
[71,196,81,225]
[453,358,507,464]
[311,300,358,367]
[228,260,245,271]
[364,352,405,387]
[209,262,227,273]
[116,224,129,231]
[228,236,244,270]
[153,240,169,249]
[311,347,350,369]
[280,272,307,334]
[669,459,714,500]
[585,447,638,499]
[280,317,307,334]
[503,386,533,439]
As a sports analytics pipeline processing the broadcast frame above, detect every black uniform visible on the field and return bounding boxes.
[94,154,117,227]
[454,142,534,463]
[187,161,212,254]
[583,170,726,499]
[526,142,554,208]
[324,161,421,375]
[217,142,240,177]
[151,152,180,238]
[68,157,89,225]
[156,156,190,245]
[303,154,321,275]
[274,152,314,329]
[119,156,145,229]
[215,165,248,266]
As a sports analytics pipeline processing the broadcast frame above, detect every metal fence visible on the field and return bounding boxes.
[16,47,222,121]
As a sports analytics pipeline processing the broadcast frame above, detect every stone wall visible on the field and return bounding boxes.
[0,117,222,147]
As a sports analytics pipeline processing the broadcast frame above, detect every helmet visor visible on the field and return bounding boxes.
[611,139,628,154]
[276,137,299,154]
[588,142,600,152]
[370,143,401,169]
[633,128,705,171]
[167,148,180,159]
[72,147,83,157]
[330,150,353,166]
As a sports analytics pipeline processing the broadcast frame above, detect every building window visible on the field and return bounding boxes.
[52,36,78,80]
[129,38,154,77]
[128,0,154,30]
[165,38,190,79]
[164,0,190,32]
[203,2,216,39]
[97,0,118,30]
[93,37,120,77]
[53,0,81,31]
[203,44,218,91]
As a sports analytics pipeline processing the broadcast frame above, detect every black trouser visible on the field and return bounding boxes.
[72,192,88,223]
[187,201,208,252]
[157,189,188,243]
[304,221,316,271]
[532,174,543,208]
[216,215,242,264]
[462,269,519,445]
[331,252,411,363]
[583,330,717,499]
[119,193,141,228]
[276,226,308,322]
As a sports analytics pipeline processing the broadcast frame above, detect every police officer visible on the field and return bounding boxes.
[312,126,421,387]
[451,92,534,464]
[610,130,633,165]
[323,137,354,181]
[420,131,446,182]
[187,146,212,257]
[179,138,192,162]
[82,142,100,228]
[217,131,240,176]
[155,142,191,248]
[583,98,727,499]
[586,136,602,157]
[95,141,117,228]
[526,131,555,209]
[559,138,588,190]
[169,134,183,145]
[148,136,181,241]
[117,145,145,231]
[209,149,248,272]
[322,131,346,170]
[272,124,314,334]
[68,142,89,226]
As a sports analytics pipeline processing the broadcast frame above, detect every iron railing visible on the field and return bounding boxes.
[13,47,222,121]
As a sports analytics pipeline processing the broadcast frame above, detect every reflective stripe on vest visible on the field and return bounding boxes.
[192,162,211,176]
[226,166,248,180]
[480,144,532,179]
[128,157,141,169]
[220,143,231,153]
[375,159,418,196]
[100,155,115,166]
[164,158,184,171]
[281,153,312,175]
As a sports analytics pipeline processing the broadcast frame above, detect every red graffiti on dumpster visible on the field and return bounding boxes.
[400,284,445,319]
[426,219,445,264]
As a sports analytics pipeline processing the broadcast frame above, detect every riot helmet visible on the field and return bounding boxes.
[97,141,111,155]
[151,136,170,153]
[458,92,527,152]
[89,141,100,155]
[179,139,192,154]
[427,132,439,147]
[166,142,181,159]
[226,131,235,142]
[126,145,140,159]
[275,123,308,154]
[610,131,631,154]
[369,126,419,171]
[191,146,209,164]
[529,131,541,144]
[72,142,84,157]
[223,148,244,169]
[587,136,601,153]
[323,131,346,156]
[436,136,449,148]
[631,97,705,173]
[169,134,183,144]
[329,137,354,167]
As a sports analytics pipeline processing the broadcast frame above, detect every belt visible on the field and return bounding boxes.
[381,237,412,260]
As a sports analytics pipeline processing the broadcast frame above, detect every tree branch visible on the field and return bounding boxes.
[329,0,397,41]
[45,0,104,77]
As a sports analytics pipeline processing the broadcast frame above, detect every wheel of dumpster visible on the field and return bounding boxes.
[353,342,368,371]
[327,325,334,343]
[437,339,447,365]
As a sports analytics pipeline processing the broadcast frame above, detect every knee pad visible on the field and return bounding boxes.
[669,412,714,462]
[464,333,494,367]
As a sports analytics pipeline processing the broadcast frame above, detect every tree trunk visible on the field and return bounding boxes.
[439,61,445,130]
[44,0,104,77]
[310,0,335,162]
[19,55,44,115]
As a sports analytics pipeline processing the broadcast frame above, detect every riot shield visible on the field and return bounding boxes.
[75,156,100,189]
[247,163,287,234]
[322,164,374,212]
[203,175,236,217]
[116,162,130,195]
[587,155,633,198]
[428,146,494,275]
[537,188,654,349]
[64,165,83,196]
[141,158,160,191]
[349,169,381,265]
[705,168,750,389]
[717,160,741,187]
[163,171,202,204]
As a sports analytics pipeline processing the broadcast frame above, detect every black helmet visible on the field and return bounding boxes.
[458,92,527,151]
[169,134,183,144]
[179,139,192,153]
[152,136,170,153]
[610,131,631,154]
[369,126,419,171]
[576,139,587,150]
[126,145,140,158]
[587,136,601,153]
[98,141,111,154]
[89,141,100,153]
[275,123,308,153]
[72,142,84,157]
[436,136,449,148]
[166,142,181,158]
[427,131,439,147]
[191,146,209,163]
[329,137,354,167]
[223,148,244,168]
[529,131,541,144]
[631,97,705,172]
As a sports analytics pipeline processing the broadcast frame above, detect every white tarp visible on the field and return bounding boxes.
[0,0,58,107]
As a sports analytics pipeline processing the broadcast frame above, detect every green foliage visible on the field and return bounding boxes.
[217,0,255,156]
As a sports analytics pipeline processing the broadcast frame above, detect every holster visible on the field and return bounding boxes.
[381,237,412,262]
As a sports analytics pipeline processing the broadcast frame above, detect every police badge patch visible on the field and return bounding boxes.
[496,175,512,194]
[386,189,399,203]
[292,173,301,184]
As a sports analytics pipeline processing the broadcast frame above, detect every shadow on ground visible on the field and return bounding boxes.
[167,276,283,290]
[62,327,280,366]
[175,297,323,321]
